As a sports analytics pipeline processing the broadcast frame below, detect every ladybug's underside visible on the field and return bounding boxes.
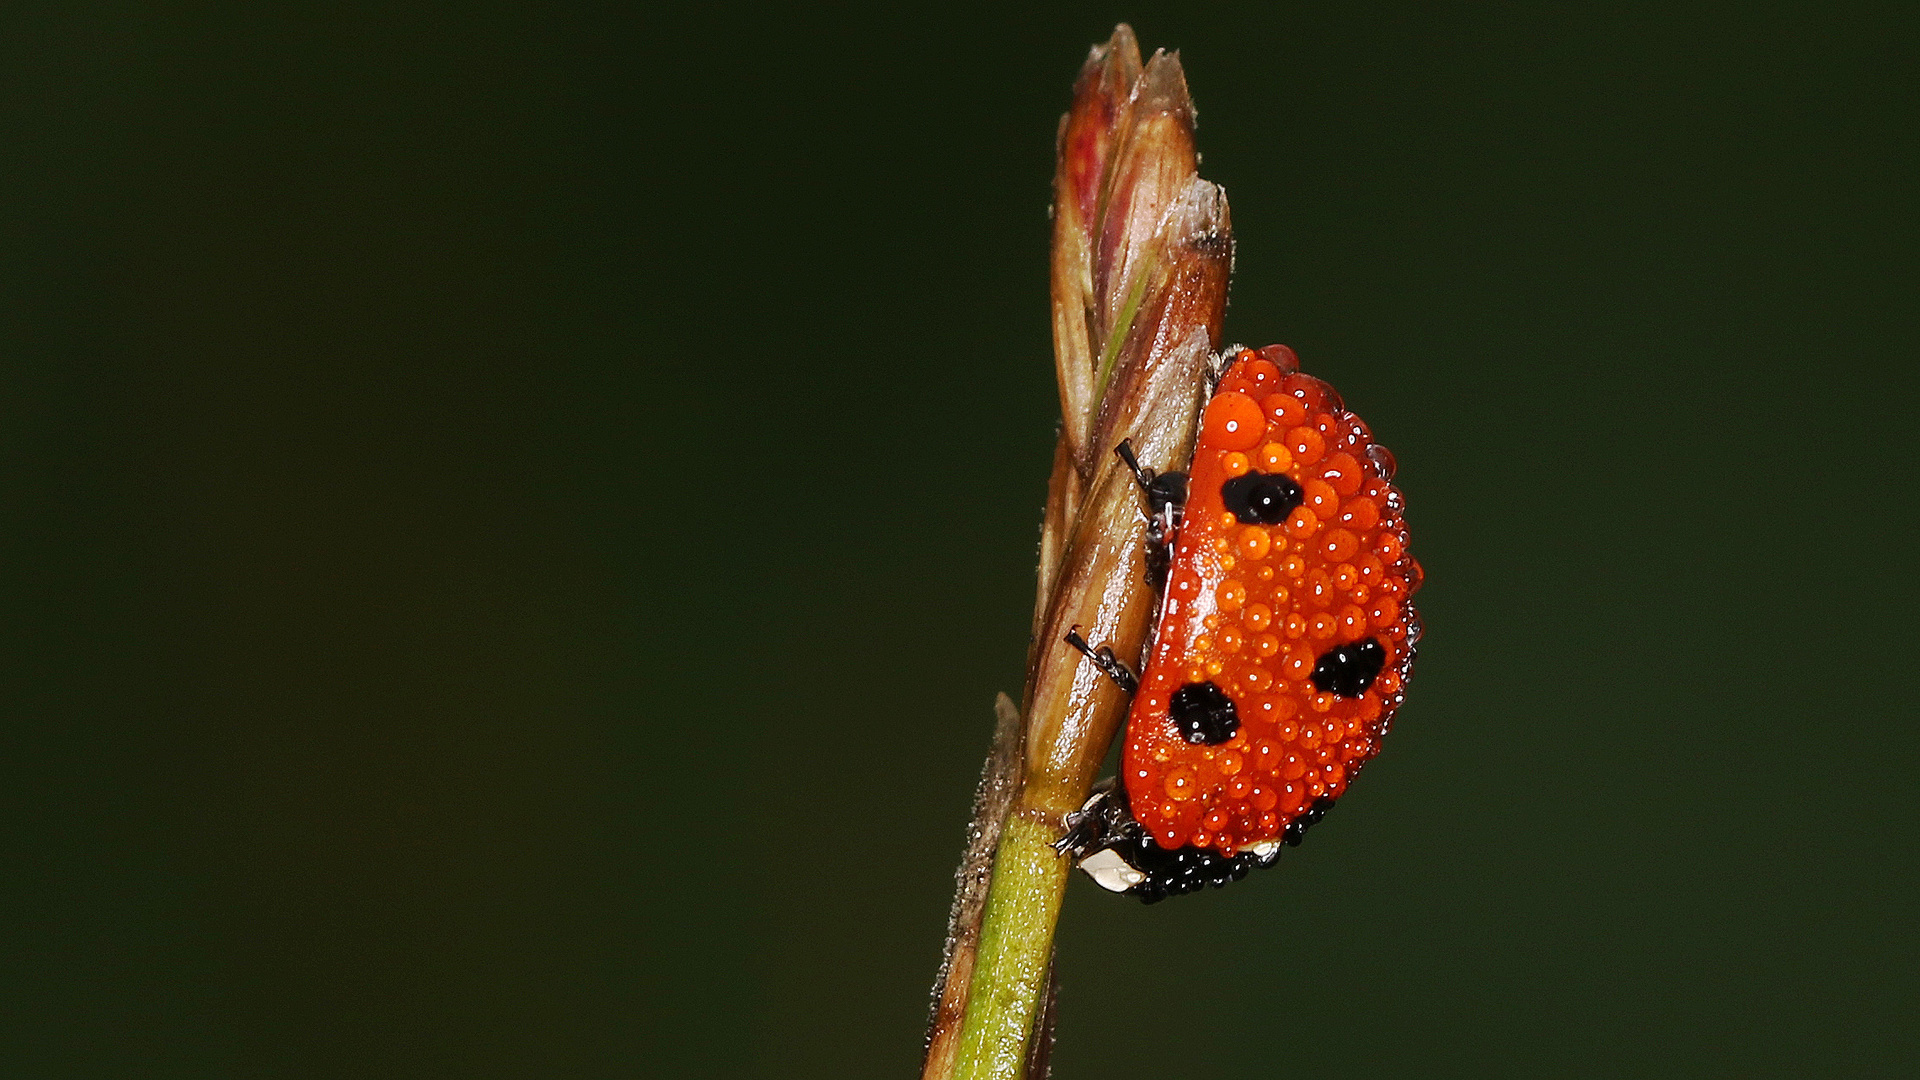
[1081,345,1421,902]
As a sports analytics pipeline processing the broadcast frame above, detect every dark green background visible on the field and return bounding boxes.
[6,3,1916,1076]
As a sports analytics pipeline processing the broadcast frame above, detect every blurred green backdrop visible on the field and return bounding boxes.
[5,3,1916,1077]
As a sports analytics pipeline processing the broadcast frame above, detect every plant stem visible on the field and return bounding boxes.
[948,812,1070,1080]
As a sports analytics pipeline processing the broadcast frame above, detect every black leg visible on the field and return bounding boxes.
[1113,439,1188,517]
[1051,778,1130,858]
[1114,438,1152,488]
[1115,439,1185,589]
[1064,625,1139,694]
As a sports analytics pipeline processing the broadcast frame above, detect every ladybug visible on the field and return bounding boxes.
[1061,344,1421,903]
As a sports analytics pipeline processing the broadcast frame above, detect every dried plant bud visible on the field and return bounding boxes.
[1040,25,1228,643]
[925,25,1235,1080]
[1088,177,1231,472]
[1050,25,1143,456]
[1090,52,1201,401]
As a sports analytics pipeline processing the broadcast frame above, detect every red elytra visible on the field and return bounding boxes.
[1122,345,1420,857]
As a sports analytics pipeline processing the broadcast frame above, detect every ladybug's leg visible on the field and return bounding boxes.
[1114,439,1188,518]
[1063,625,1138,694]
[1054,780,1154,893]
[1114,439,1187,584]
[1142,504,1178,585]
[1052,778,1124,857]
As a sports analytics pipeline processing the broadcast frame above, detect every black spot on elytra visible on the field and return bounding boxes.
[1310,638,1385,697]
[1220,471,1303,525]
[1169,681,1239,744]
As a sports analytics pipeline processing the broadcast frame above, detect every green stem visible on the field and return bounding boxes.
[948,811,1072,1080]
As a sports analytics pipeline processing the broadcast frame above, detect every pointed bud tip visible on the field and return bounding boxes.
[1080,23,1142,87]
[1135,48,1194,119]
[1093,23,1139,65]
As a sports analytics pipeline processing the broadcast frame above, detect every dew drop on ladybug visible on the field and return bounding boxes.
[1094,345,1420,902]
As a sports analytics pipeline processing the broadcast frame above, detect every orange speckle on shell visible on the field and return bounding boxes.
[1242,603,1272,633]
[1340,497,1380,532]
[1338,604,1369,637]
[1305,570,1335,607]
[1235,526,1271,561]
[1321,452,1364,496]
[1356,553,1385,585]
[1241,358,1283,387]
[1281,372,1336,410]
[1165,767,1198,800]
[1216,579,1247,611]
[1287,425,1326,465]
[1253,740,1281,771]
[1303,479,1339,517]
[1263,393,1307,428]
[1257,441,1293,472]
[1284,506,1319,539]
[1369,596,1401,627]
[1283,645,1315,680]
[1203,392,1266,452]
[1279,783,1306,814]
[1321,528,1360,563]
